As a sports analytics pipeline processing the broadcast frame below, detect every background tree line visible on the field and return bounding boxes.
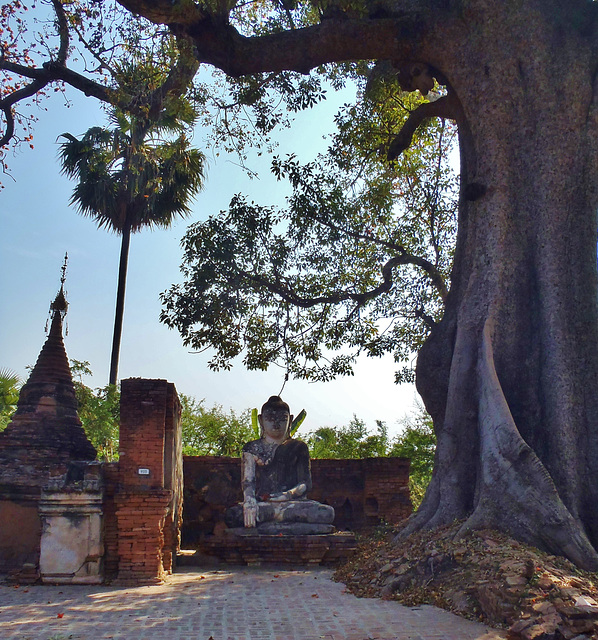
[0,363,434,507]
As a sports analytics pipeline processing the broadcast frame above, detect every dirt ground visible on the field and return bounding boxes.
[334,521,598,640]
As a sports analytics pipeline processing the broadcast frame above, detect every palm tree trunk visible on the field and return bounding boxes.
[109,218,132,386]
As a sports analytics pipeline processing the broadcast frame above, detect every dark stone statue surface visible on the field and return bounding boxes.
[225,396,335,535]
[245,438,311,499]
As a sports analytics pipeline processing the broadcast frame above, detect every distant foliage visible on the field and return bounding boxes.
[389,404,436,508]
[70,360,120,461]
[180,394,253,457]
[306,416,389,459]
[306,406,436,509]
[0,368,21,432]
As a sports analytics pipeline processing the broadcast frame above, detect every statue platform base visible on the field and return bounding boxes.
[228,522,335,535]
[177,530,357,567]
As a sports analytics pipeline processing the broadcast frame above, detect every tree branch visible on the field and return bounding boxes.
[0,107,14,148]
[117,0,211,26]
[52,0,70,65]
[296,207,449,301]
[387,94,457,160]
[1,14,197,149]
[118,0,433,76]
[0,77,47,146]
[239,250,446,311]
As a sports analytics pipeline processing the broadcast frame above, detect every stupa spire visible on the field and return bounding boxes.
[0,255,96,464]
[28,254,72,387]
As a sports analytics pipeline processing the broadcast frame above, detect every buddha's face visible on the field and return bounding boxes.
[259,407,292,444]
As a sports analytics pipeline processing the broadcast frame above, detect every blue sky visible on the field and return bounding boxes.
[0,82,421,436]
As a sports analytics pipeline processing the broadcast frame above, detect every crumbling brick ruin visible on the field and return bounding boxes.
[0,287,411,582]
[0,288,182,585]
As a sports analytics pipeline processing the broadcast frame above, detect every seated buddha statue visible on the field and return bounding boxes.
[225,395,335,535]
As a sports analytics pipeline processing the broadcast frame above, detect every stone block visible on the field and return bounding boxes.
[39,489,103,584]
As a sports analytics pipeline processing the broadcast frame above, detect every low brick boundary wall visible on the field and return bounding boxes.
[181,455,411,550]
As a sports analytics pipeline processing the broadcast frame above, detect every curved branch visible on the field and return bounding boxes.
[1,31,196,149]
[301,211,449,301]
[0,61,118,150]
[240,250,446,310]
[281,161,449,301]
[0,107,14,148]
[408,253,449,301]
[0,77,47,147]
[387,94,457,160]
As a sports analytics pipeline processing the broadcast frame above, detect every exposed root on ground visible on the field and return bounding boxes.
[334,521,598,640]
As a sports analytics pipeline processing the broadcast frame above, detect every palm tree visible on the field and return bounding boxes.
[59,101,205,385]
[0,368,21,431]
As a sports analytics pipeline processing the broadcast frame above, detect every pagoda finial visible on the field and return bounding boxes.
[60,251,67,286]
[46,253,69,333]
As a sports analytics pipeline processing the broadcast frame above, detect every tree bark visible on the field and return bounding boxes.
[406,1,598,570]
[109,218,132,387]
[118,0,598,568]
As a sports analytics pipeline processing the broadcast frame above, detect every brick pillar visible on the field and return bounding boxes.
[118,379,170,490]
[114,491,172,585]
[113,379,181,585]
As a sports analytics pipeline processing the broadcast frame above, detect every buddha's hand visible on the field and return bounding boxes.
[269,491,290,502]
[270,483,306,502]
[243,497,258,527]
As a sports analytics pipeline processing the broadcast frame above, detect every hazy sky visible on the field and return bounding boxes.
[1,80,421,437]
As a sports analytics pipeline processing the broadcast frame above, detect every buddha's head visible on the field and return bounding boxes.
[259,395,293,444]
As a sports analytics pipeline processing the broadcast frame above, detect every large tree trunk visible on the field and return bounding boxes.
[406,1,598,570]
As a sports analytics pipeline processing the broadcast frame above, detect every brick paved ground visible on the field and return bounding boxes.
[0,567,507,640]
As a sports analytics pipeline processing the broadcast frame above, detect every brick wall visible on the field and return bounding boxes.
[181,455,411,547]
[102,463,119,580]
[313,457,411,529]
[113,491,172,584]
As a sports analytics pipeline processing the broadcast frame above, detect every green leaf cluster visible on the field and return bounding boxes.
[0,368,21,432]
[161,71,457,383]
[180,394,254,457]
[307,416,390,459]
[389,404,436,508]
[70,360,120,461]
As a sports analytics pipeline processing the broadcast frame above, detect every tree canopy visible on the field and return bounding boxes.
[161,75,457,383]
[180,395,254,456]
